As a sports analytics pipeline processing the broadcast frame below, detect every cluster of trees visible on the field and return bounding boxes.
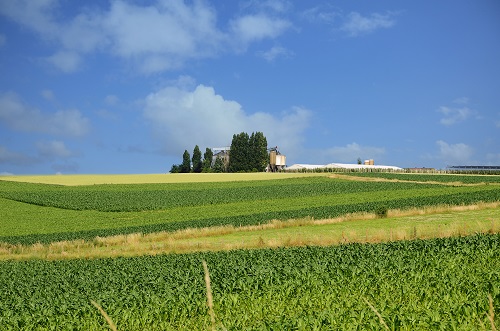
[170,131,269,173]
[169,146,215,173]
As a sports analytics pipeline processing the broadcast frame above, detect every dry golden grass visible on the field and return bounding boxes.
[1,202,499,261]
[0,172,321,186]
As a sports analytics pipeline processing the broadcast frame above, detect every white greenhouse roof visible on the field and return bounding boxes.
[286,163,402,171]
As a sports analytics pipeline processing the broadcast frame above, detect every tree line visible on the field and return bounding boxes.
[170,132,268,173]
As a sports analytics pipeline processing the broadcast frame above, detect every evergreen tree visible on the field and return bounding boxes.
[169,164,180,173]
[180,150,191,173]
[202,147,213,172]
[249,131,268,172]
[192,145,202,173]
[229,131,268,172]
[229,132,250,172]
[212,156,226,173]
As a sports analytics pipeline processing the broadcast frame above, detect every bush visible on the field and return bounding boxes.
[375,205,388,218]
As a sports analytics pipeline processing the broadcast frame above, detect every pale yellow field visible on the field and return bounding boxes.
[0,172,322,186]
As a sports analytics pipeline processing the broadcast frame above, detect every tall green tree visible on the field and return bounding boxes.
[229,132,250,172]
[202,148,213,172]
[180,150,191,173]
[169,164,180,173]
[229,131,268,172]
[249,131,268,172]
[192,145,202,173]
[212,156,226,173]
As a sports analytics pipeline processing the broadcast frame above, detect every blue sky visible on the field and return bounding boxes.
[0,0,499,174]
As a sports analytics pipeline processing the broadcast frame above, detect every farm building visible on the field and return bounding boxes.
[446,165,500,172]
[286,162,402,171]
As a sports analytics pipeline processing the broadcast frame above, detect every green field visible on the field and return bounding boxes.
[0,173,499,329]
[1,235,499,330]
[1,174,500,244]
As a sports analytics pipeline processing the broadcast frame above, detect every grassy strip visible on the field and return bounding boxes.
[1,203,499,261]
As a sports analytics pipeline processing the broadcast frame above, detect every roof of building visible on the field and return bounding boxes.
[285,163,403,171]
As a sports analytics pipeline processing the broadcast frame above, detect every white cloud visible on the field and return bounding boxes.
[437,98,480,126]
[0,92,89,137]
[103,1,221,63]
[437,106,473,126]
[36,140,73,159]
[0,0,58,36]
[258,46,293,61]
[323,142,385,163]
[341,12,396,37]
[436,140,474,165]
[1,1,293,73]
[143,83,311,156]
[230,14,291,46]
[0,33,6,47]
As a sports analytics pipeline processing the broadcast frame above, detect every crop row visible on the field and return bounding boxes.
[0,234,498,330]
[2,186,499,245]
[0,177,442,212]
[344,172,500,184]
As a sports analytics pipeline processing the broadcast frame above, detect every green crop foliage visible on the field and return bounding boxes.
[1,176,500,244]
[344,172,500,184]
[0,234,498,330]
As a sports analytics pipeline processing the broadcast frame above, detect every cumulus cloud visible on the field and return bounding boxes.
[230,14,291,46]
[323,142,385,163]
[143,83,311,156]
[436,140,474,165]
[0,92,89,137]
[341,12,396,37]
[0,1,292,73]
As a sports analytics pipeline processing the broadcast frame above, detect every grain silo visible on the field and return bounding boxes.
[268,147,286,172]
